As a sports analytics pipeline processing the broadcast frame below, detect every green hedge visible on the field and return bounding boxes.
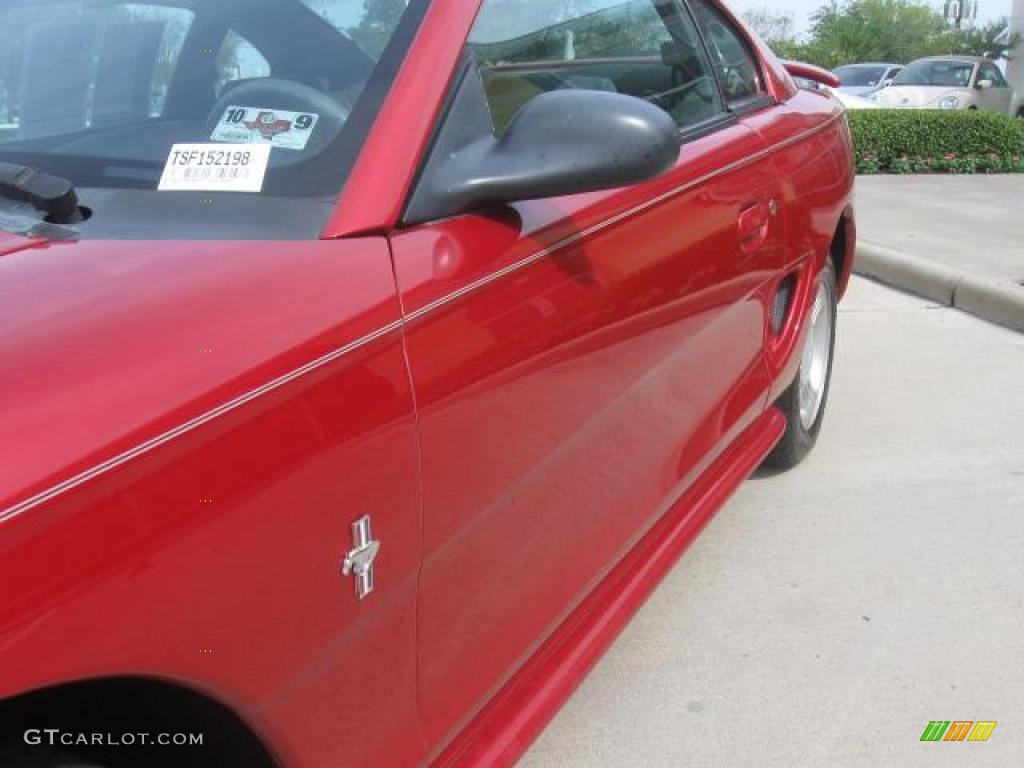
[847,110,1024,174]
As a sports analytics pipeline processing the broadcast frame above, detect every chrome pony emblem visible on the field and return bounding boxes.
[341,515,380,600]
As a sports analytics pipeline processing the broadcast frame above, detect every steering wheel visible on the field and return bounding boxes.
[206,78,351,168]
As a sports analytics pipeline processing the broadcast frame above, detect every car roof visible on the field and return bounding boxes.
[916,55,986,64]
[837,62,902,68]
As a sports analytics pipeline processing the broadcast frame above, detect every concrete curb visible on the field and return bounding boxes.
[855,241,1024,333]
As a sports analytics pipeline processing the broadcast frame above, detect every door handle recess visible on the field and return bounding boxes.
[738,201,772,253]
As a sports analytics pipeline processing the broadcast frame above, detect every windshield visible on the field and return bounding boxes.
[0,0,422,238]
[893,60,975,87]
[834,65,888,87]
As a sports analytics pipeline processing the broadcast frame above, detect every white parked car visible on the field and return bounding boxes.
[869,56,1024,117]
[790,74,879,110]
[826,86,881,110]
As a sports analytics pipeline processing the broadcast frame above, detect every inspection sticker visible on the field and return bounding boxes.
[211,106,319,151]
[158,143,271,192]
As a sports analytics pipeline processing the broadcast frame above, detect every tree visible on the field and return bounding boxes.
[785,0,1019,69]
[806,0,952,68]
[950,18,1020,60]
[742,7,797,45]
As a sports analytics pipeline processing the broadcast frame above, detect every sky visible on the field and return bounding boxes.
[726,0,1010,37]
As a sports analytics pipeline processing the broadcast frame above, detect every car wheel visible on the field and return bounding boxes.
[763,262,837,471]
[0,745,104,768]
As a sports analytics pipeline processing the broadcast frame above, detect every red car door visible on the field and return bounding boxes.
[389,0,786,752]
[0,237,425,768]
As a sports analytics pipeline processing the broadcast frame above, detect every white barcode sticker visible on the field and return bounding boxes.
[158,143,271,192]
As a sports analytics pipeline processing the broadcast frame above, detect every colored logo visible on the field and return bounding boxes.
[245,112,292,139]
[921,721,997,742]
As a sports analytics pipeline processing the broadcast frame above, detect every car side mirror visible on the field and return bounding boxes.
[404,65,681,225]
[977,79,994,90]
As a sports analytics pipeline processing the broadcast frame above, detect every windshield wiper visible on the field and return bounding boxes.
[0,162,83,224]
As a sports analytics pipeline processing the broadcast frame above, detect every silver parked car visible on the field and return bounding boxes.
[870,56,1023,117]
[834,62,903,95]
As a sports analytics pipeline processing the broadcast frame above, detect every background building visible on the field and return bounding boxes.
[1011,0,1024,88]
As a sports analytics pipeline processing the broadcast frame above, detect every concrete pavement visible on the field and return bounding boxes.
[521,278,1024,767]
[856,175,1024,284]
[855,175,1024,333]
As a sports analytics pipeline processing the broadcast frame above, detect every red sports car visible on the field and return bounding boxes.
[0,0,854,766]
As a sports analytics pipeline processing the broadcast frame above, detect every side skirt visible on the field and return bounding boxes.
[431,407,786,767]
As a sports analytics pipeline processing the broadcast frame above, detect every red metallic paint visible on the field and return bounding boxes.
[323,0,482,238]
[740,93,856,402]
[390,117,795,751]
[0,236,426,767]
[783,60,844,89]
[0,232,44,260]
[2,239,400,513]
[433,407,786,768]
[0,2,856,766]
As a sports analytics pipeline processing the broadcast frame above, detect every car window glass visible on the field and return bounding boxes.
[688,0,761,103]
[215,32,272,99]
[2,4,195,137]
[0,0,410,154]
[468,0,724,134]
[894,60,974,87]
[835,65,886,87]
[304,0,404,58]
[0,0,422,240]
[979,63,1007,87]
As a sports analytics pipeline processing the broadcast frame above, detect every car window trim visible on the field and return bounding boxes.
[728,93,776,116]
[403,0,781,225]
[979,63,1007,87]
[679,0,772,113]
[406,50,741,217]
[468,4,732,134]
[679,110,736,142]
[399,50,475,226]
[404,49,763,225]
[652,0,733,129]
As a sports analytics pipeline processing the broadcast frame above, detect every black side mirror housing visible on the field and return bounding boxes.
[404,62,681,225]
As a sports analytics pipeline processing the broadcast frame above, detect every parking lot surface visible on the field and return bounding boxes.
[856,175,1024,283]
[522,278,1024,767]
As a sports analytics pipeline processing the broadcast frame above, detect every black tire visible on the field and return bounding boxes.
[0,744,104,768]
[762,262,838,471]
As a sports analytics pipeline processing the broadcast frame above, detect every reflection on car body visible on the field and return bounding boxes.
[0,1,856,766]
